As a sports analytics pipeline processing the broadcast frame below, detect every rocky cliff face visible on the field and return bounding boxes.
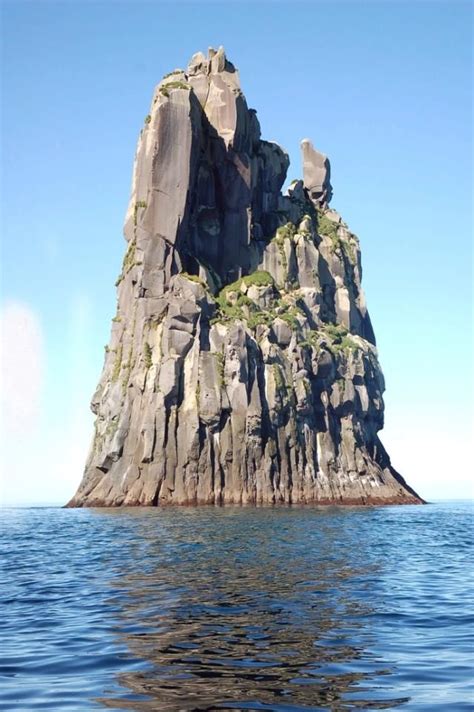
[68,48,422,507]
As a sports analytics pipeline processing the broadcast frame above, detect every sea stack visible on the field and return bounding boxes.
[68,47,423,507]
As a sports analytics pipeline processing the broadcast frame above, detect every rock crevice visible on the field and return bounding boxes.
[68,47,423,507]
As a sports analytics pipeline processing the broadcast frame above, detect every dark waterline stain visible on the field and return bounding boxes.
[0,502,472,711]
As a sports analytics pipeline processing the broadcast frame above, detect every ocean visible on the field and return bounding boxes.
[0,501,472,711]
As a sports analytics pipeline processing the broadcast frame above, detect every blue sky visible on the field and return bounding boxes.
[1,0,472,504]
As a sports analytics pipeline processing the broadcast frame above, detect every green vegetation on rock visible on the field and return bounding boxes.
[212,271,275,324]
[181,272,206,287]
[159,81,191,97]
[317,209,357,265]
[162,69,184,79]
[148,312,166,330]
[279,305,302,329]
[272,363,286,391]
[105,419,119,440]
[133,201,147,226]
[337,335,360,352]
[143,342,152,369]
[316,210,339,242]
[322,322,360,353]
[272,222,297,269]
[275,222,297,242]
[122,238,136,273]
[210,269,309,334]
[323,322,348,339]
[111,344,123,382]
[215,351,225,386]
[241,270,274,288]
[246,311,274,329]
[122,345,135,393]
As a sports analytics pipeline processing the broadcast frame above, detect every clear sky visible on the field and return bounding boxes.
[1,0,472,505]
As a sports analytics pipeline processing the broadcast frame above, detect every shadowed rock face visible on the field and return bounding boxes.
[68,47,423,507]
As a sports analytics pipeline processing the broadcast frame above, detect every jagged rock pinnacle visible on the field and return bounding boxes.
[67,49,423,508]
[301,139,333,207]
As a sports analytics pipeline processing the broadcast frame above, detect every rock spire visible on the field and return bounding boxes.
[68,47,423,507]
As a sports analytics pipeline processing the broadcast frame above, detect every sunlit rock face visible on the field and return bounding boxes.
[68,47,423,507]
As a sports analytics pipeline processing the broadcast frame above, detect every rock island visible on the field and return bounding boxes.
[68,48,423,507]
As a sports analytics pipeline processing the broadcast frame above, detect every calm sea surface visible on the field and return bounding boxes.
[0,502,472,711]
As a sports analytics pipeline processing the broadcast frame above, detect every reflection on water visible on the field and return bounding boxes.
[100,509,404,710]
[1,503,472,710]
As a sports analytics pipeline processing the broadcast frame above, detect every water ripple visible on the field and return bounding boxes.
[0,502,472,710]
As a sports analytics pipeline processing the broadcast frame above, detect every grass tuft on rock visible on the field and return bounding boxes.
[122,239,136,273]
[133,201,147,227]
[162,69,184,79]
[111,344,123,382]
[143,342,152,369]
[215,351,225,386]
[212,271,275,324]
[322,322,360,353]
[180,272,206,287]
[316,210,340,242]
[159,81,191,98]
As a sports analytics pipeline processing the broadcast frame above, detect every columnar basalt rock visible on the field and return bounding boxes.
[68,48,423,507]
